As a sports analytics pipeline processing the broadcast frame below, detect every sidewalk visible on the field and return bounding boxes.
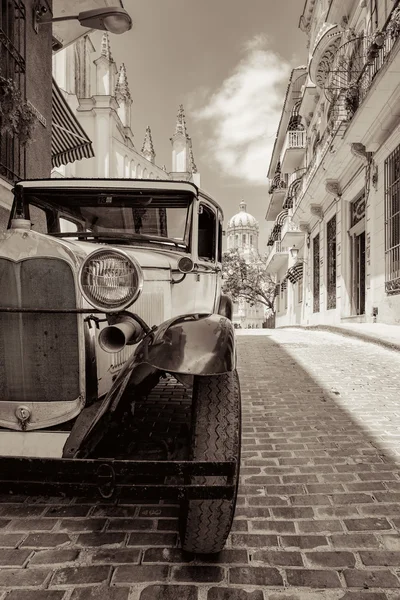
[280,322,400,353]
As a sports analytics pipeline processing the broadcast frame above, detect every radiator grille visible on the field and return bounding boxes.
[0,258,80,402]
[132,288,164,327]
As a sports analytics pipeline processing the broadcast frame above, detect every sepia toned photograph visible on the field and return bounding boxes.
[0,0,400,598]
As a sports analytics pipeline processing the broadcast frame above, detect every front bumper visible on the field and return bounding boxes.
[0,456,237,501]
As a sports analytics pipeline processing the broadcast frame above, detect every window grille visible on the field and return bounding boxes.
[384,144,400,294]
[0,0,26,182]
[327,215,337,309]
[313,233,320,312]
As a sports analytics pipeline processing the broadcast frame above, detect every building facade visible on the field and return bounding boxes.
[0,0,132,231]
[266,0,400,326]
[227,201,265,328]
[0,0,53,230]
[51,32,200,185]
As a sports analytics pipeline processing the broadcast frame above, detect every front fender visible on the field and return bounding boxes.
[140,313,236,376]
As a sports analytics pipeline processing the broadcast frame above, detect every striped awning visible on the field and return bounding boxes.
[286,261,304,284]
[276,209,289,226]
[284,170,306,209]
[52,78,95,168]
[267,209,289,246]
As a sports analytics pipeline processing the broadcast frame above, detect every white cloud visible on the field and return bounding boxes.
[191,35,291,184]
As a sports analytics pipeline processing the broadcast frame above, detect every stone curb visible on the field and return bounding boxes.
[278,324,400,354]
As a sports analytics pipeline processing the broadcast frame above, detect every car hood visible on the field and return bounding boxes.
[0,228,185,272]
[65,239,181,270]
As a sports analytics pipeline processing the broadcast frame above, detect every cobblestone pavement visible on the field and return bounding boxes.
[1,329,400,600]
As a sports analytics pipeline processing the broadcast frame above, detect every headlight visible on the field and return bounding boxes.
[79,249,143,311]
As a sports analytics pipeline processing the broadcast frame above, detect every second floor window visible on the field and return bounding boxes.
[384,144,400,295]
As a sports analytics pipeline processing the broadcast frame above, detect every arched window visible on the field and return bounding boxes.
[250,234,253,247]
[143,168,148,179]
[130,160,136,178]
[124,156,129,178]
[242,234,246,246]
[137,164,142,179]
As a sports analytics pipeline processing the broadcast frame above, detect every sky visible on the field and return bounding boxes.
[109,0,308,250]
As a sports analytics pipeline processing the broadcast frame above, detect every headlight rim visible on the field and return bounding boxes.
[78,247,144,312]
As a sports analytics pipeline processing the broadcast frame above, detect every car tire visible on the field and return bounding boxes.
[180,370,241,554]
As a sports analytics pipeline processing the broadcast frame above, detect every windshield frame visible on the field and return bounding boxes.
[12,187,195,252]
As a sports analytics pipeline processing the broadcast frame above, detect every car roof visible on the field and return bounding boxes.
[15,178,223,217]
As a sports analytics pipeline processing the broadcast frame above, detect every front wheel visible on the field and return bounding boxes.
[180,370,241,554]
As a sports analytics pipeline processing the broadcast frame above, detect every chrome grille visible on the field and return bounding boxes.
[132,288,164,327]
[0,258,79,402]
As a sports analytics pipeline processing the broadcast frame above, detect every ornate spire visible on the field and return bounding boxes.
[101,32,112,61]
[187,136,197,174]
[239,201,247,212]
[162,165,168,172]
[115,63,131,101]
[174,104,188,137]
[141,126,156,163]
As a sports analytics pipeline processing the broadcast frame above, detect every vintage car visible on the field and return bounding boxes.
[0,178,241,554]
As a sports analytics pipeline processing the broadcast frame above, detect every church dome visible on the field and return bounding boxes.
[228,201,259,231]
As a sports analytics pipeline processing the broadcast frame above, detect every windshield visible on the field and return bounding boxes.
[15,189,193,250]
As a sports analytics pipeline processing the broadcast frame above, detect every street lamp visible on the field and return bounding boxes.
[290,246,299,260]
[34,4,133,35]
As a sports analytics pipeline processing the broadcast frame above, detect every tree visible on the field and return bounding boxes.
[222,248,277,314]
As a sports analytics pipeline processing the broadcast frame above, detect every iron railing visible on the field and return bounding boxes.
[327,215,337,309]
[313,233,320,313]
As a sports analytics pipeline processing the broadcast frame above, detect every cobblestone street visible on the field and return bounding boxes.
[1,329,400,600]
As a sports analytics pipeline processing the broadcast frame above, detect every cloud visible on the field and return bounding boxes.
[191,35,291,184]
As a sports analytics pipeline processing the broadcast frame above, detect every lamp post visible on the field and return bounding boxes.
[34,4,133,35]
[289,246,299,260]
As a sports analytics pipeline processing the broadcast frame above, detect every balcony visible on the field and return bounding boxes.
[266,173,287,221]
[265,240,289,272]
[280,130,306,173]
[280,218,305,247]
[283,168,307,209]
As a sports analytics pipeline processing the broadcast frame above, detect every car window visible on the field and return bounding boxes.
[218,219,223,262]
[20,191,193,249]
[60,218,78,233]
[198,203,216,261]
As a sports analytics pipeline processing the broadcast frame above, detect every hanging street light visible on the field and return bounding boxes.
[34,4,133,35]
